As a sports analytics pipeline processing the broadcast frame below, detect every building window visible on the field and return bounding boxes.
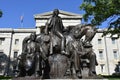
[113,50,118,59]
[0,51,5,63]
[100,64,105,73]
[111,38,115,44]
[0,51,3,55]
[14,51,18,58]
[0,51,7,61]
[99,50,104,59]
[0,38,5,45]
[15,39,19,45]
[98,39,102,44]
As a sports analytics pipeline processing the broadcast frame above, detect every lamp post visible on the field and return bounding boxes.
[6,30,13,76]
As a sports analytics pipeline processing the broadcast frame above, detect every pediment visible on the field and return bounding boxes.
[34,10,82,19]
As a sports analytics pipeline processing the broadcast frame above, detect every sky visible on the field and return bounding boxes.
[0,0,106,29]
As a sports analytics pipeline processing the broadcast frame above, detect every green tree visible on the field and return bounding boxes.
[80,0,120,37]
[0,9,3,17]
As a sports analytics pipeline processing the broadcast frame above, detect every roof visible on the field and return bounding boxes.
[34,10,82,19]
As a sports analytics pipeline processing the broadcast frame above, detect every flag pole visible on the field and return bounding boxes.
[20,13,24,28]
[21,21,23,28]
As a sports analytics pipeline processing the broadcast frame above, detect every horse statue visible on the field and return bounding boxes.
[65,25,98,78]
[76,24,96,44]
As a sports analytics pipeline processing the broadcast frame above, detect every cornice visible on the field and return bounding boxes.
[34,10,82,19]
[0,28,36,33]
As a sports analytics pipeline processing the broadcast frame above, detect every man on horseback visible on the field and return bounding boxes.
[45,9,65,54]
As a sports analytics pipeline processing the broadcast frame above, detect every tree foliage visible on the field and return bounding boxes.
[80,0,120,37]
[0,9,2,17]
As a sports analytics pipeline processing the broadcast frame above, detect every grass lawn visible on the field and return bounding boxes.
[0,75,120,80]
[103,75,120,80]
[0,76,12,79]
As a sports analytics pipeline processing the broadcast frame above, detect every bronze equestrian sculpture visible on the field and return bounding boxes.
[16,9,99,79]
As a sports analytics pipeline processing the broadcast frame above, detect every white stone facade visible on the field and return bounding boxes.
[0,10,120,75]
[0,28,36,59]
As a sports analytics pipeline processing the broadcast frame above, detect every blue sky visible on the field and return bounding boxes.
[0,0,84,28]
[0,0,106,29]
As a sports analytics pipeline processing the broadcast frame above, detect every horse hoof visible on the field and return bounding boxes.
[61,51,66,54]
[76,72,82,78]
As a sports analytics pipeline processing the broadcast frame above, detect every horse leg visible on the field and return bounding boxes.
[61,37,66,54]
[33,53,41,77]
[43,59,50,79]
[73,51,82,78]
[18,62,26,77]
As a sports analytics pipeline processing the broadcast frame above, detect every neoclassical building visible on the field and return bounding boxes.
[0,10,120,75]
